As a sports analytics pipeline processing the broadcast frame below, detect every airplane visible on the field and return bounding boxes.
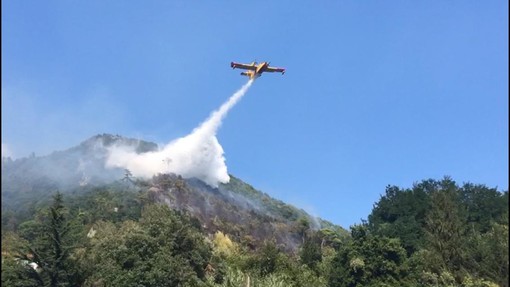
[230,61,285,79]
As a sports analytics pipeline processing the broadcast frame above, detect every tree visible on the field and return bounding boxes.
[329,224,411,287]
[368,181,432,255]
[296,217,311,244]
[257,240,281,277]
[300,233,322,272]
[318,228,344,250]
[81,204,212,286]
[11,192,79,287]
[1,233,43,287]
[1,257,42,287]
[122,169,134,185]
[212,231,238,258]
[460,184,508,233]
[43,192,78,286]
[423,178,467,282]
[475,223,509,286]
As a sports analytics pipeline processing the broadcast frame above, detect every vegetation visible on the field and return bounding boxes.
[2,174,507,286]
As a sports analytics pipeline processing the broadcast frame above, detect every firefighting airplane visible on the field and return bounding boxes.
[230,61,286,80]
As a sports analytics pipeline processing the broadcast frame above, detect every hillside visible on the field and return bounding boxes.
[1,134,348,252]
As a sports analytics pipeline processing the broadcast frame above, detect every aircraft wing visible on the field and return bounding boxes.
[264,66,286,73]
[231,62,257,70]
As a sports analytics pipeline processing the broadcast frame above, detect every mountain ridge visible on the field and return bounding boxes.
[1,133,348,251]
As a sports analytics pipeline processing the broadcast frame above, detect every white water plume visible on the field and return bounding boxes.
[106,80,254,187]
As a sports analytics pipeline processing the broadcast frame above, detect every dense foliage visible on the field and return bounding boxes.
[367,177,508,287]
[2,176,507,286]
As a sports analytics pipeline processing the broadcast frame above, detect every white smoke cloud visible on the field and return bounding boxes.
[2,143,13,158]
[106,80,254,187]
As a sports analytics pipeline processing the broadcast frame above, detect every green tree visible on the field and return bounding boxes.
[257,240,281,277]
[81,204,212,286]
[329,224,411,287]
[1,233,43,287]
[296,217,311,244]
[460,184,508,233]
[13,192,79,287]
[318,228,344,250]
[1,257,42,287]
[300,233,322,272]
[45,193,72,286]
[476,223,509,286]
[423,178,467,282]
[368,181,432,255]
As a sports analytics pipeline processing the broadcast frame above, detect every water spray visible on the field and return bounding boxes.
[106,80,254,187]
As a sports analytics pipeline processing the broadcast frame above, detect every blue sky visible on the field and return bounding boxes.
[2,1,508,228]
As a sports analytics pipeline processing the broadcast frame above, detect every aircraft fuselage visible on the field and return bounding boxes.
[255,62,270,74]
[231,61,285,80]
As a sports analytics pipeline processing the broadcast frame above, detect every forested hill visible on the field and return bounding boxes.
[1,134,508,286]
[1,134,158,195]
[1,134,348,252]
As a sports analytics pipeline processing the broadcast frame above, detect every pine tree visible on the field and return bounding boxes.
[424,178,467,281]
[28,192,75,287]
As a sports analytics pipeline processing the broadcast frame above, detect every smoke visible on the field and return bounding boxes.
[2,143,13,158]
[106,80,254,187]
